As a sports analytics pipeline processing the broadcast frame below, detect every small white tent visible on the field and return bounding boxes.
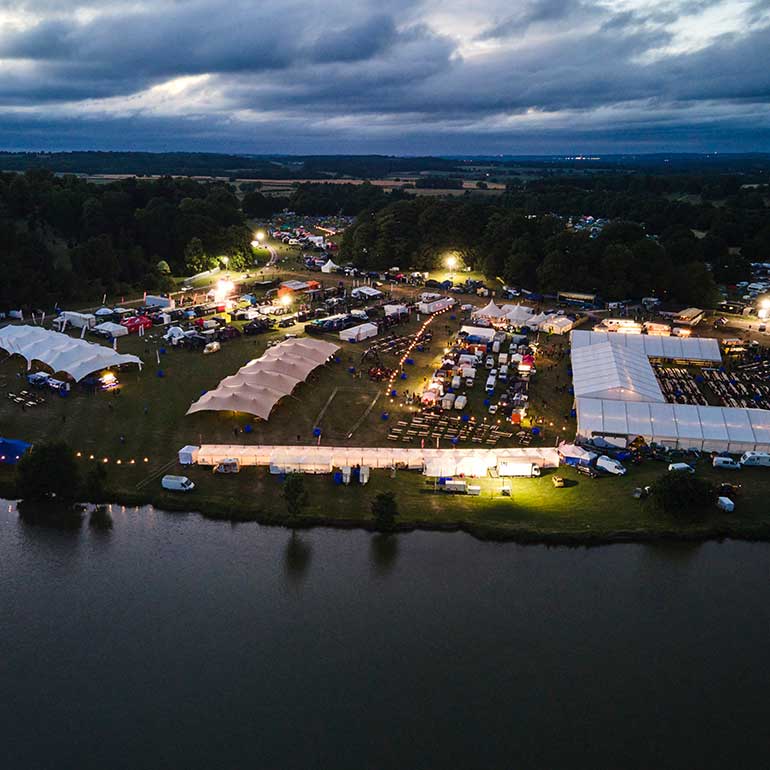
[473,301,507,320]
[340,322,378,342]
[94,321,128,338]
[321,259,340,273]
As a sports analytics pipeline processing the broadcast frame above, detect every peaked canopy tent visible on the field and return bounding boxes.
[186,337,339,421]
[94,321,129,338]
[0,325,142,382]
[501,304,535,326]
[525,312,550,329]
[571,341,664,402]
[320,259,340,273]
[472,301,507,320]
[576,397,770,453]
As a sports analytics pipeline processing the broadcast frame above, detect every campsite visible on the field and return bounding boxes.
[2,258,770,540]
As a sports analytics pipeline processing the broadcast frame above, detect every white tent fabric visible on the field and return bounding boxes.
[0,325,142,381]
[502,304,535,325]
[186,337,339,420]
[570,330,721,362]
[351,286,383,298]
[576,398,770,452]
[94,321,128,337]
[95,307,113,316]
[460,325,495,341]
[571,341,665,402]
[188,444,560,475]
[384,304,408,317]
[340,322,378,342]
[557,443,597,462]
[540,315,573,334]
[320,259,340,273]
[525,312,550,329]
[473,301,507,319]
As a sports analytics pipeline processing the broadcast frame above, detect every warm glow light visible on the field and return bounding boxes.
[280,294,292,306]
[446,255,457,270]
[256,230,266,242]
[213,279,235,303]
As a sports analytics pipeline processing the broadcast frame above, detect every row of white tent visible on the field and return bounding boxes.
[576,397,770,453]
[0,325,142,382]
[472,301,573,333]
[180,444,560,476]
[571,330,721,362]
[186,337,339,420]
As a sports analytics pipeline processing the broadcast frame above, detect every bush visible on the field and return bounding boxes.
[283,474,308,518]
[371,491,399,530]
[16,441,81,503]
[650,473,716,517]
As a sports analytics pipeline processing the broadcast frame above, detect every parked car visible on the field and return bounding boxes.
[244,320,272,335]
[216,326,242,341]
[713,456,741,470]
[668,463,695,473]
[576,465,600,478]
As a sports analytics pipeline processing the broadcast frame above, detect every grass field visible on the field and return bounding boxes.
[2,269,770,541]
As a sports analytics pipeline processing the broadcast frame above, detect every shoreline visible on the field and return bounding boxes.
[4,479,770,547]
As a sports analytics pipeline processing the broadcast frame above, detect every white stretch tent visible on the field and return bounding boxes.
[94,321,128,338]
[571,341,665,402]
[186,337,339,420]
[576,398,770,452]
[0,325,142,381]
[384,304,408,317]
[320,259,340,273]
[570,330,721,362]
[340,322,378,342]
[188,444,560,476]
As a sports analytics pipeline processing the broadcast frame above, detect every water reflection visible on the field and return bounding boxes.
[284,531,312,585]
[17,499,84,531]
[641,540,703,567]
[370,533,399,576]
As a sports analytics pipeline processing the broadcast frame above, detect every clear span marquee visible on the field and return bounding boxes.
[571,341,665,402]
[576,397,770,453]
[570,330,722,362]
[186,337,339,420]
[0,324,142,382]
[183,444,560,476]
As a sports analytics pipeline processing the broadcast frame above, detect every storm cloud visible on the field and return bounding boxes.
[0,0,768,152]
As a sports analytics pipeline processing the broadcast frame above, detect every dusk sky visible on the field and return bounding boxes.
[1,0,769,154]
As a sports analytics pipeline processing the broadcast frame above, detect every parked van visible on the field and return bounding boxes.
[499,364,509,381]
[485,374,496,390]
[740,451,770,467]
[712,456,741,470]
[498,353,509,365]
[161,475,195,492]
[485,356,494,369]
[668,463,695,473]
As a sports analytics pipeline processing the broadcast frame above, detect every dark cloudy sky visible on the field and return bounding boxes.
[1,0,769,154]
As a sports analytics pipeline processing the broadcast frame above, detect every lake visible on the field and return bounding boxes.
[1,500,769,769]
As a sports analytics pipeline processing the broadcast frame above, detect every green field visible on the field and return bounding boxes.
[2,273,770,542]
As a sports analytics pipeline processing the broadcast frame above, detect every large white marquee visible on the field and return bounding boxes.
[0,325,142,382]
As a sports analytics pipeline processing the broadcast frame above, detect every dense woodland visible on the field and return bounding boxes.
[0,170,254,307]
[341,174,770,306]
[2,163,769,309]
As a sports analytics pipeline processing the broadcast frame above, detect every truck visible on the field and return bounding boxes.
[740,451,770,467]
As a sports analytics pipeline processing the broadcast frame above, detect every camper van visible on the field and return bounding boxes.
[740,451,770,467]
[712,456,741,470]
[161,475,195,492]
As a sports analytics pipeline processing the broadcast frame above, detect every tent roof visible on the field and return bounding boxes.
[571,330,721,362]
[186,337,340,420]
[572,341,664,402]
[473,301,507,318]
[0,325,142,381]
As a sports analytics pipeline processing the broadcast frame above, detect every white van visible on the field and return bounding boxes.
[712,456,741,470]
[485,356,494,369]
[498,353,509,365]
[161,475,195,492]
[668,463,695,473]
[451,375,462,390]
[740,451,770,467]
[499,364,509,381]
[485,374,496,390]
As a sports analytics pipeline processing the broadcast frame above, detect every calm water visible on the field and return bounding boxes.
[1,501,769,770]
